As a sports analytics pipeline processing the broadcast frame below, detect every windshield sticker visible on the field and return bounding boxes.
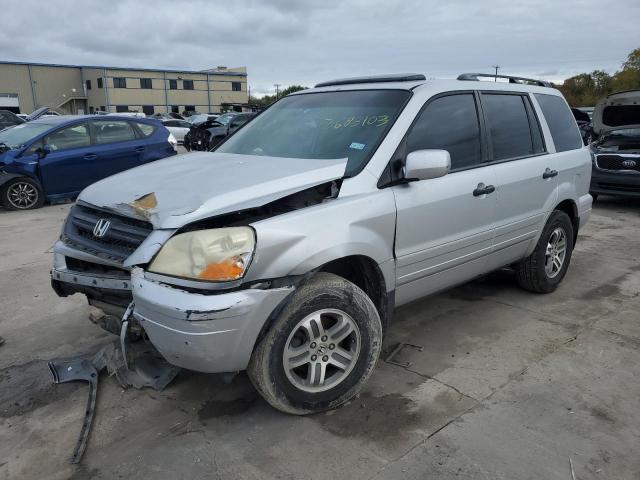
[323,115,390,129]
[349,142,366,150]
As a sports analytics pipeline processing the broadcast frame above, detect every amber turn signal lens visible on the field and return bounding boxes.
[198,258,244,281]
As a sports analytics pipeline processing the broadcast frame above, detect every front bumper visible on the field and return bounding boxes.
[590,168,640,197]
[130,268,293,373]
[52,242,295,374]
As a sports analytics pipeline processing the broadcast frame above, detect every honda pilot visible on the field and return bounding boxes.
[51,73,592,414]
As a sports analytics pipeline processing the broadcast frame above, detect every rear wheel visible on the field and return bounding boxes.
[515,210,574,293]
[248,272,382,415]
[1,177,45,210]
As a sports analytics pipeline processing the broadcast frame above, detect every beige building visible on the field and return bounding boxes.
[0,61,249,115]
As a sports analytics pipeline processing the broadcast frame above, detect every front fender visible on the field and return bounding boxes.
[246,189,397,290]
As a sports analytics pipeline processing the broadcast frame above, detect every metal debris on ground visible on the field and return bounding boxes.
[47,305,180,464]
[384,342,424,368]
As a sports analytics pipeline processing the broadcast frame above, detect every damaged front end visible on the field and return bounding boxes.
[51,152,347,374]
[590,90,640,197]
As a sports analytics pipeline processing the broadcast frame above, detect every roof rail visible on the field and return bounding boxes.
[457,73,552,88]
[315,73,426,88]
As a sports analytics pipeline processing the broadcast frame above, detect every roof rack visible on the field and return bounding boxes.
[457,73,552,88]
[315,73,426,88]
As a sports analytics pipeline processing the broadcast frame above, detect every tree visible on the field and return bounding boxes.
[557,47,640,106]
[248,85,308,109]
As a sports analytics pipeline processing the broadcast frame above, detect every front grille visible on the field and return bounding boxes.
[62,204,153,263]
[65,256,130,277]
[596,154,640,172]
[596,182,640,193]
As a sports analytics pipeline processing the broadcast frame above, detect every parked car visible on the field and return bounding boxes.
[0,110,25,130]
[0,116,176,209]
[571,107,592,145]
[184,112,256,151]
[51,73,591,414]
[161,119,191,144]
[589,90,640,200]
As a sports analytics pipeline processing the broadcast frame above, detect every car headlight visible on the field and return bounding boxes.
[148,227,255,282]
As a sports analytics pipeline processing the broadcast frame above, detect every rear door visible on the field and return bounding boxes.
[393,92,498,305]
[480,92,557,269]
[38,121,94,195]
[89,119,147,182]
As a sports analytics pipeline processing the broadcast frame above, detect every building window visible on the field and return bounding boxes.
[142,105,154,115]
[113,77,127,88]
[232,82,241,92]
[115,105,129,113]
[86,80,92,90]
[184,105,195,113]
[171,105,179,113]
[89,106,94,113]
[100,106,106,112]
[169,79,177,90]
[140,78,152,89]
[97,77,103,89]
[183,80,194,90]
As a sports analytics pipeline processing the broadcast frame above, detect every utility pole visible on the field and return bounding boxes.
[492,65,500,81]
[274,83,281,100]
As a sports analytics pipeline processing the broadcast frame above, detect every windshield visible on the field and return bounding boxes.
[216,90,411,176]
[0,122,53,149]
[215,113,236,125]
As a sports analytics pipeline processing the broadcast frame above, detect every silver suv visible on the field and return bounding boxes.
[51,73,592,414]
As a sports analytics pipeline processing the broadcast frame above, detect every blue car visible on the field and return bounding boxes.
[0,116,177,209]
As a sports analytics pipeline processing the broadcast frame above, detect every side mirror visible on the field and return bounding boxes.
[37,144,51,159]
[404,149,451,181]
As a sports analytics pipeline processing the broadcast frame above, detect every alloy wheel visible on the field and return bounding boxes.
[545,227,567,279]
[7,181,39,209]
[283,308,361,393]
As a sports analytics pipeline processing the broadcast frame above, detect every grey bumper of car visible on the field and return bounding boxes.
[590,168,640,197]
[130,268,294,373]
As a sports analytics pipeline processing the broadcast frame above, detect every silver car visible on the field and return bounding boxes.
[51,73,592,414]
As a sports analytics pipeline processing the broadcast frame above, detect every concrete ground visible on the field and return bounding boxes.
[1,197,639,480]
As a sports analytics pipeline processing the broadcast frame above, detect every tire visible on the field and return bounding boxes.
[515,210,574,293]
[248,272,382,415]
[1,177,45,210]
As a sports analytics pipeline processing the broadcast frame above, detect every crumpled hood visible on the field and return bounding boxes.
[78,152,347,229]
[593,90,640,135]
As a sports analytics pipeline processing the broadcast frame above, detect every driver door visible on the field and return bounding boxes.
[392,92,498,306]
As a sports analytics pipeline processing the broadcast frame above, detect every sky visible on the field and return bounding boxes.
[1,0,639,97]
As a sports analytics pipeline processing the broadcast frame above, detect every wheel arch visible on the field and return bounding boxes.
[554,198,579,246]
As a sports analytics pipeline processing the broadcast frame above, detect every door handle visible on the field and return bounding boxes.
[473,183,495,197]
[135,146,146,153]
[542,168,558,179]
[83,153,97,160]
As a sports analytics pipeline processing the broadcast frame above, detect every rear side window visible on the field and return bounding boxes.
[136,122,155,136]
[407,93,482,170]
[482,94,537,161]
[45,123,90,151]
[534,94,582,152]
[94,120,137,144]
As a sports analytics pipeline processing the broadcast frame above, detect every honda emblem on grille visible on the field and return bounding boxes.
[622,160,637,168]
[93,219,111,238]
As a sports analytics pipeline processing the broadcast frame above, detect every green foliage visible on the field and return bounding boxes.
[249,85,308,109]
[558,48,640,106]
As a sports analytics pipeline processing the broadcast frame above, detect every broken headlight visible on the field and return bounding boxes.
[148,227,255,282]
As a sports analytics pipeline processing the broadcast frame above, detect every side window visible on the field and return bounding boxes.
[534,93,583,152]
[94,120,137,144]
[136,122,155,136]
[407,93,482,170]
[524,96,545,154]
[164,120,177,127]
[45,124,91,151]
[179,121,191,128]
[482,94,535,161]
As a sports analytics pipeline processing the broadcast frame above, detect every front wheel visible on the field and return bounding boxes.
[248,272,382,415]
[515,210,574,293]
[1,177,45,210]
